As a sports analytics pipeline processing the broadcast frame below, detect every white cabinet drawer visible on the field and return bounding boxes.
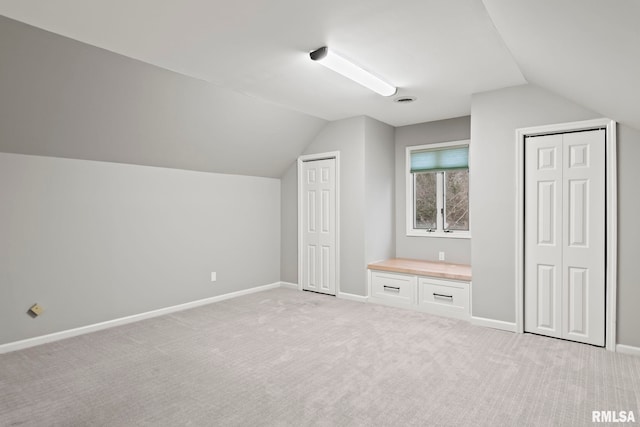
[418,277,469,319]
[369,271,417,308]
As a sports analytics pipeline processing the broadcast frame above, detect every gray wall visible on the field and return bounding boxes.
[395,117,472,263]
[299,117,366,296]
[471,84,640,347]
[364,117,396,265]
[616,124,640,347]
[279,116,395,296]
[280,163,298,284]
[0,15,325,178]
[469,84,600,323]
[0,153,280,345]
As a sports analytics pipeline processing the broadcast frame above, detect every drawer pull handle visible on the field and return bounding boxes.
[433,293,453,300]
[384,285,401,292]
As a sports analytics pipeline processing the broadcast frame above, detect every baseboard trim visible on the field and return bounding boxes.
[471,316,517,332]
[0,282,281,355]
[616,344,640,357]
[277,283,367,302]
[337,292,368,303]
[279,281,299,290]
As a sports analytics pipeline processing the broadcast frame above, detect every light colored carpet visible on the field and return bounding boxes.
[1,287,639,426]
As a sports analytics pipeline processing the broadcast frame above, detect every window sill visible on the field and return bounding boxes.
[406,230,471,239]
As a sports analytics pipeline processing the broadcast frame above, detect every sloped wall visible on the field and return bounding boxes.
[0,16,326,178]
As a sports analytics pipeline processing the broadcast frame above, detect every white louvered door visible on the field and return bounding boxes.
[525,129,605,346]
[301,158,336,295]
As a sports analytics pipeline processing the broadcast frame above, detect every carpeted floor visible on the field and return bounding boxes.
[1,287,639,426]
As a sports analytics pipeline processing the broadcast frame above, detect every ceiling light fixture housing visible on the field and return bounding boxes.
[309,47,397,97]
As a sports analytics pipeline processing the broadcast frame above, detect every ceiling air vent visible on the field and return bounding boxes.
[394,96,416,103]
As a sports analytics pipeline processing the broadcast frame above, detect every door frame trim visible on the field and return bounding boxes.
[297,151,341,295]
[514,118,617,350]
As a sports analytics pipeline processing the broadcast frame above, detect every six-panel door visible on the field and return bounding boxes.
[301,158,336,295]
[525,129,605,346]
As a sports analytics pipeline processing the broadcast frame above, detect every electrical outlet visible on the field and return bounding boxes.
[211,272,217,282]
[438,252,445,261]
[28,303,43,317]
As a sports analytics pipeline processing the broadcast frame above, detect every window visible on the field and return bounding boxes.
[406,140,470,238]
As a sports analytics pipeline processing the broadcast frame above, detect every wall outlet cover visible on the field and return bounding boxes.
[28,303,43,317]
[211,272,217,282]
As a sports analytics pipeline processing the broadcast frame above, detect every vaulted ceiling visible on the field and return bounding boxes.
[0,0,638,177]
[483,0,640,132]
[0,0,528,127]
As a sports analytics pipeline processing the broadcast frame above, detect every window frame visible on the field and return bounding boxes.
[406,140,471,239]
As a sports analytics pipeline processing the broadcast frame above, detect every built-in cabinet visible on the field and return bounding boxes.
[367,259,471,320]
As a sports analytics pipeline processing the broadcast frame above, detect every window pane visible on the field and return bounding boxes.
[414,173,437,229]
[444,170,469,231]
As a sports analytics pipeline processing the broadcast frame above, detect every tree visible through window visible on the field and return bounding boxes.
[408,141,470,236]
[444,170,469,231]
[414,173,437,229]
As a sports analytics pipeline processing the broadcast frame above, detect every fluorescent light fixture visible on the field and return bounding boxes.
[309,47,397,97]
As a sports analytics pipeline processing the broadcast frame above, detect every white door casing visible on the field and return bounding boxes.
[524,129,605,346]
[299,157,337,295]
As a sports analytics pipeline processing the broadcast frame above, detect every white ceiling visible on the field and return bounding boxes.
[0,0,527,127]
[0,0,640,137]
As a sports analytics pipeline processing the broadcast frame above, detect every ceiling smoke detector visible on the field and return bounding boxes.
[394,96,417,104]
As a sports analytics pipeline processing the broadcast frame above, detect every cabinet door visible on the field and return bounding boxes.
[418,277,469,319]
[370,271,416,308]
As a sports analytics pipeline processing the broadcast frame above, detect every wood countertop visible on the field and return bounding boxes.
[368,258,472,282]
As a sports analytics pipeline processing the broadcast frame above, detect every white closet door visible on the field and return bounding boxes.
[525,130,605,346]
[525,134,564,339]
[301,158,336,295]
[562,130,605,345]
